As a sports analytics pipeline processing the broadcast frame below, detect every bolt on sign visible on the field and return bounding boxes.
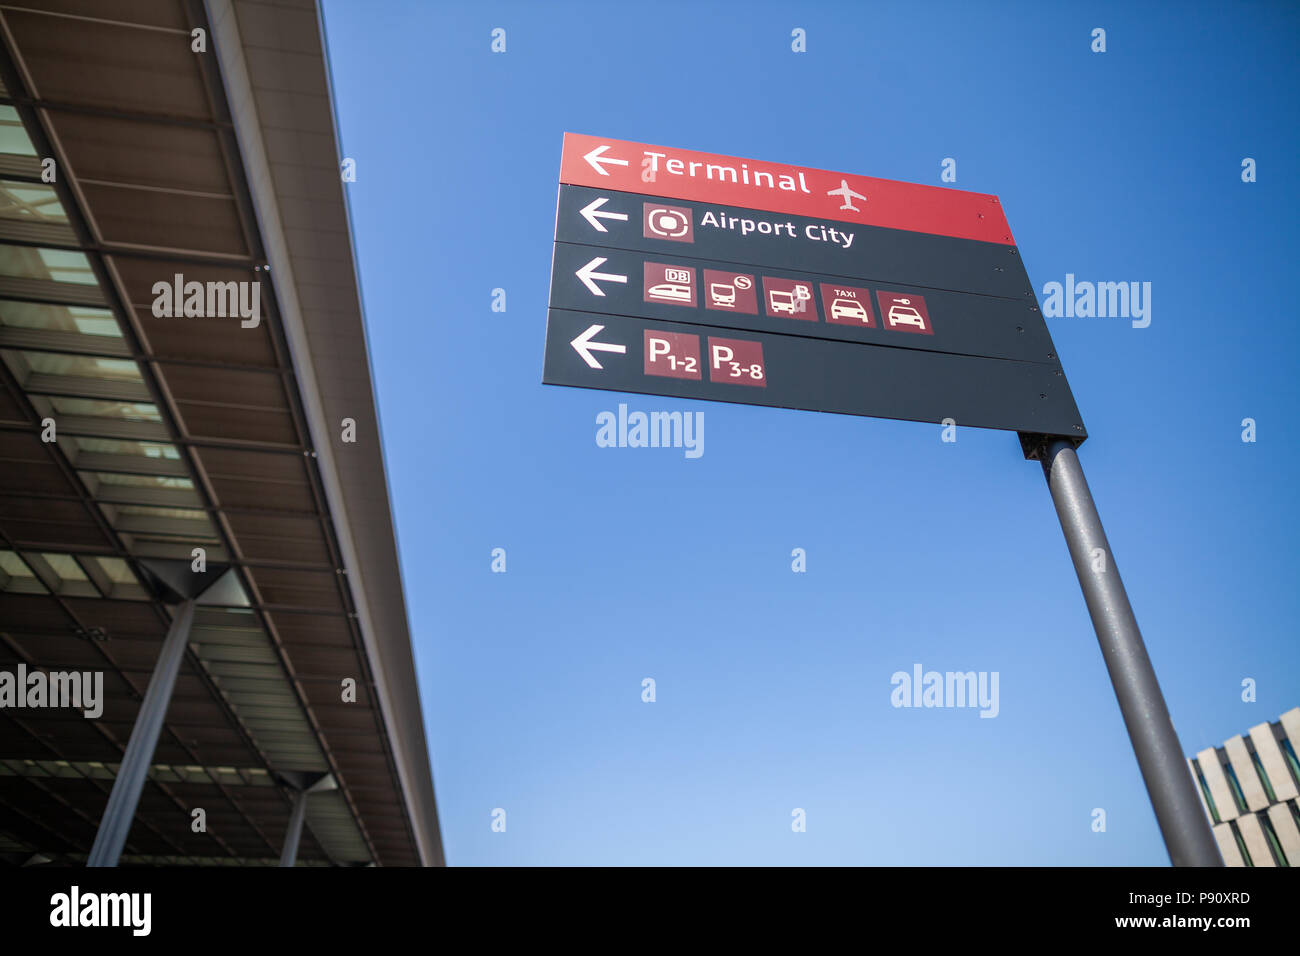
[543,133,1086,449]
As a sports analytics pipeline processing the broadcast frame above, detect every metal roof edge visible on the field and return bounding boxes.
[201,0,443,866]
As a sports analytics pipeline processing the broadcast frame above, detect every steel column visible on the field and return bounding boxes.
[279,789,309,867]
[87,599,197,867]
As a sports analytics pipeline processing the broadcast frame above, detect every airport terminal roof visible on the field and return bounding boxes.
[0,0,441,866]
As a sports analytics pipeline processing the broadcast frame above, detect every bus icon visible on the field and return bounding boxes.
[763,280,814,319]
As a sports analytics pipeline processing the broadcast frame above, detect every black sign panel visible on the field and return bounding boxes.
[543,309,1084,437]
[549,240,1055,364]
[555,184,1034,300]
[543,144,1085,443]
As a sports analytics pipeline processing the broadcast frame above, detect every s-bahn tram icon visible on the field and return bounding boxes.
[703,270,757,314]
[710,282,736,307]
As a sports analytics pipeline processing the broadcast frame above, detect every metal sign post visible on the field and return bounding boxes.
[1037,439,1222,866]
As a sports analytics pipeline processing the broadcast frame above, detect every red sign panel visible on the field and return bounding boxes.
[703,269,757,314]
[876,290,934,336]
[707,336,767,387]
[643,261,696,308]
[762,276,817,321]
[642,202,694,243]
[560,132,1014,244]
[643,329,702,380]
[819,283,875,327]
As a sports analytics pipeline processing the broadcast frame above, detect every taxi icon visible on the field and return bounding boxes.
[830,297,869,323]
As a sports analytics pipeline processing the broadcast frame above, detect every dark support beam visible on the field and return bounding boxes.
[277,771,335,868]
[87,599,196,867]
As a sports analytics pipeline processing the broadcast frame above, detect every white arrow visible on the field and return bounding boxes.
[575,256,627,296]
[583,144,628,176]
[570,324,626,369]
[579,197,628,232]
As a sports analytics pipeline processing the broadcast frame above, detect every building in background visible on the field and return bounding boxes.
[1188,707,1300,867]
[0,1,440,865]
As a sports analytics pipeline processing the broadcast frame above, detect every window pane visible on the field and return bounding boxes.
[49,396,160,422]
[0,181,68,224]
[72,437,179,459]
[0,549,44,594]
[41,553,89,582]
[116,505,208,521]
[91,472,193,490]
[0,300,121,338]
[0,246,96,285]
[16,351,142,383]
[0,105,36,157]
[91,556,138,586]
[0,549,35,578]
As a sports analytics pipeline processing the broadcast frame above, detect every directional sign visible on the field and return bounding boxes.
[544,138,1222,871]
[543,134,1086,446]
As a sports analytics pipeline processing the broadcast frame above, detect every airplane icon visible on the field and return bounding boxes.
[826,179,866,211]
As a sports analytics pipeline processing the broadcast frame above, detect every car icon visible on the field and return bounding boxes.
[830,297,869,323]
[647,283,692,302]
[886,298,926,329]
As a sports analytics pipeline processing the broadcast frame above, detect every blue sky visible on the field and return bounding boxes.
[318,0,1300,865]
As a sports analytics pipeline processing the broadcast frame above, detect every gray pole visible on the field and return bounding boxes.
[1039,440,1221,866]
[280,789,309,867]
[88,599,196,867]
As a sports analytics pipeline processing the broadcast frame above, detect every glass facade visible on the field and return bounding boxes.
[0,105,198,594]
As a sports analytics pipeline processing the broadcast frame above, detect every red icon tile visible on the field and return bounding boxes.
[642,203,694,243]
[762,276,817,321]
[703,269,758,314]
[644,329,702,380]
[643,261,696,308]
[875,290,933,335]
[818,283,876,327]
[707,337,767,387]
